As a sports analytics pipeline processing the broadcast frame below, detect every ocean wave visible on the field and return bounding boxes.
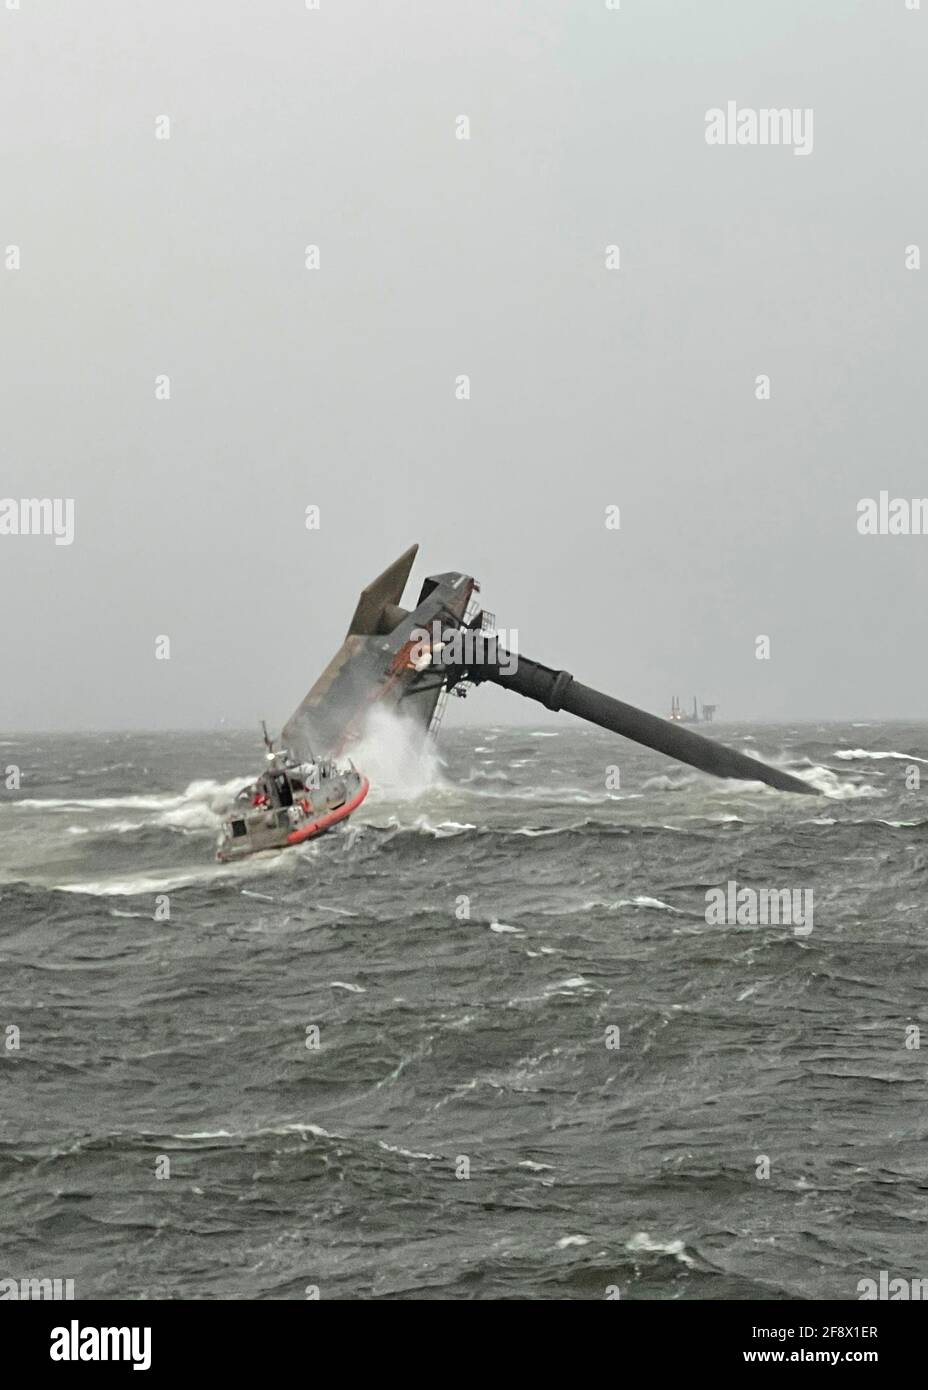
[808,771,883,800]
[640,771,786,795]
[463,782,630,804]
[803,815,926,831]
[834,748,928,765]
[378,1141,439,1161]
[367,815,478,839]
[366,817,717,848]
[625,1232,695,1268]
[545,976,594,994]
[53,849,299,896]
[8,776,249,819]
[570,895,684,915]
[0,1122,340,1162]
[66,819,147,836]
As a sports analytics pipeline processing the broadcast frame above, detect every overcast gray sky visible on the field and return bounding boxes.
[1,0,925,731]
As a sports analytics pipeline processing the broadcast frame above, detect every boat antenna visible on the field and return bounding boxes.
[261,720,275,756]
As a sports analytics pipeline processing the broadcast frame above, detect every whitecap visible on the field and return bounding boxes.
[545,977,590,995]
[625,1232,695,1267]
[834,748,928,765]
[378,1142,439,1160]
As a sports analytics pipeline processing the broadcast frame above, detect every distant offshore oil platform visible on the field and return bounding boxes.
[668,695,718,724]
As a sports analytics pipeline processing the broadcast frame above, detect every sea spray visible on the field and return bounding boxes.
[349,706,445,801]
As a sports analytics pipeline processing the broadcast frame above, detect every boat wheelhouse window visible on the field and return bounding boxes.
[231,819,248,838]
[271,773,294,807]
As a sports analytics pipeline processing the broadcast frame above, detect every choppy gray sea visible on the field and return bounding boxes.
[1,721,926,1300]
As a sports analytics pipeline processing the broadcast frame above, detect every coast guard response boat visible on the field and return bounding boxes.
[217,727,368,862]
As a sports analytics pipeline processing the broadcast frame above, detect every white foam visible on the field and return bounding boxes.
[625,1232,695,1267]
[55,849,293,896]
[547,976,589,992]
[834,748,928,765]
[11,775,249,816]
[625,895,680,912]
[378,1142,438,1160]
[170,1122,334,1141]
[576,895,681,914]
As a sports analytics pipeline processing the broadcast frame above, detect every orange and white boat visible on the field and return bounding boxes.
[217,738,368,862]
